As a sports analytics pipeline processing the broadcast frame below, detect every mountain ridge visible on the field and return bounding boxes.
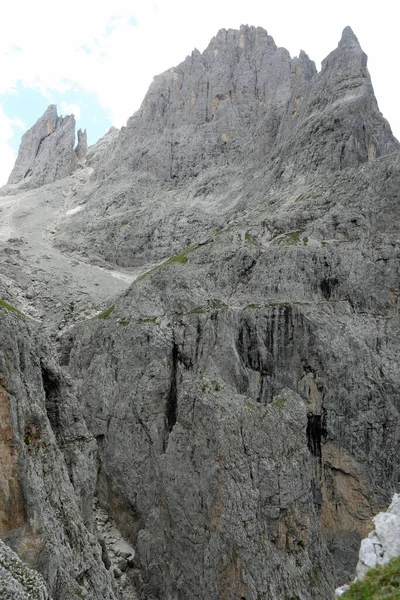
[0,24,399,600]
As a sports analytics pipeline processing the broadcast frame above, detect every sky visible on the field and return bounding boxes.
[1,0,399,185]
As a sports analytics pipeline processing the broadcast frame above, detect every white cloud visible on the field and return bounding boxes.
[60,102,81,120]
[0,106,24,186]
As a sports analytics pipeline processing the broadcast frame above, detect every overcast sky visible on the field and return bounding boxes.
[1,0,398,185]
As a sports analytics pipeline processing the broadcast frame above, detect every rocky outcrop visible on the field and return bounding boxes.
[2,23,400,600]
[52,26,399,268]
[7,105,85,189]
[75,129,88,163]
[0,296,117,599]
[63,149,400,597]
[335,493,400,595]
[355,493,400,579]
[0,538,51,599]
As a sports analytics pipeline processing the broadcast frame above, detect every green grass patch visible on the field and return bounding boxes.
[188,307,209,315]
[211,380,220,392]
[138,243,200,281]
[321,241,328,246]
[274,230,302,246]
[119,318,130,326]
[272,397,288,408]
[303,236,309,245]
[210,298,228,309]
[0,298,24,317]
[244,301,310,310]
[245,231,258,244]
[137,316,158,324]
[97,305,115,319]
[342,556,400,599]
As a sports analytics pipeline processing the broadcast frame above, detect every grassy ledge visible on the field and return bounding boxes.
[97,305,115,319]
[138,243,200,281]
[0,298,24,317]
[342,556,400,599]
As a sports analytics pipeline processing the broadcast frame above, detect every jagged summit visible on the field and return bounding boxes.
[340,25,361,45]
[37,25,399,270]
[7,104,87,189]
[1,24,400,600]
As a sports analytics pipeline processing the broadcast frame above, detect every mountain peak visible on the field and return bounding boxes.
[7,104,86,189]
[340,25,360,46]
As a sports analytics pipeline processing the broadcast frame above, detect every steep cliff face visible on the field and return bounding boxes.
[0,297,116,599]
[52,25,399,267]
[64,145,400,596]
[7,105,87,189]
[1,23,400,600]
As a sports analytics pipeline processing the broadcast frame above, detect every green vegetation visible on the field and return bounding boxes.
[245,301,310,310]
[210,298,228,309]
[321,241,328,246]
[0,546,46,600]
[0,298,24,317]
[188,307,209,315]
[302,236,309,245]
[97,305,115,319]
[138,243,200,280]
[119,318,130,326]
[201,379,221,393]
[272,397,288,408]
[342,556,400,599]
[275,231,302,246]
[137,316,158,324]
[244,400,258,412]
[211,380,220,391]
[121,220,129,226]
[245,231,258,244]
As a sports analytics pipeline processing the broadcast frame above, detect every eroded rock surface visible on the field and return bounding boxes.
[52,25,399,268]
[1,24,399,600]
[0,538,51,600]
[7,105,85,189]
[0,295,117,599]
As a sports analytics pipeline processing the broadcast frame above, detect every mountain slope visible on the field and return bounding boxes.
[1,24,399,600]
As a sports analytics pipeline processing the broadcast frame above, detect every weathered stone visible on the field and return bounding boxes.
[0,538,51,599]
[0,295,117,599]
[352,493,400,581]
[1,23,400,600]
[7,105,81,189]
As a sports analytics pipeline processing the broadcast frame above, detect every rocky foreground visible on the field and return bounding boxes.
[0,25,399,600]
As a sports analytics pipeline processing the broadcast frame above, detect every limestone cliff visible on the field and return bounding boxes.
[0,295,117,599]
[7,105,86,189]
[52,25,399,267]
[1,24,399,600]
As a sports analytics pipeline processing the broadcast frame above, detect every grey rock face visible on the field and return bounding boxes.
[0,538,51,599]
[2,23,400,600]
[75,129,88,163]
[355,494,400,579]
[52,26,399,268]
[7,105,84,189]
[0,300,117,599]
[63,138,400,598]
